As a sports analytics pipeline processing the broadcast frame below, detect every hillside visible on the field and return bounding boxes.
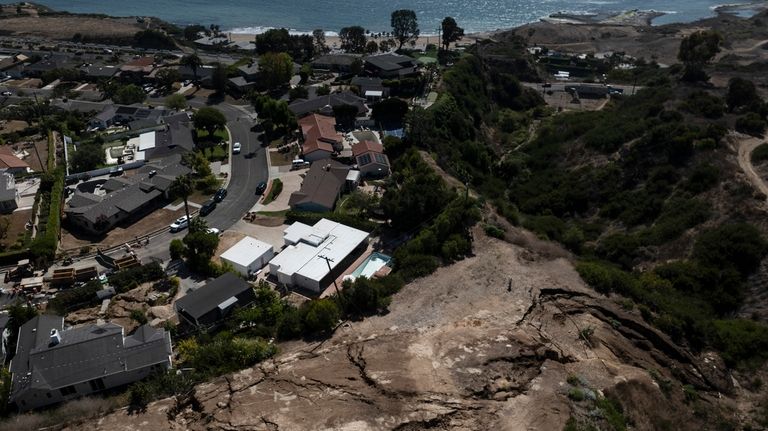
[49,228,741,431]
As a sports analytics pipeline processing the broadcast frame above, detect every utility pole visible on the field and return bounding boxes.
[318,254,344,303]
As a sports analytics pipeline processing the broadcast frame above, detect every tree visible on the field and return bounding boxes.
[155,68,181,91]
[169,239,185,260]
[316,84,331,96]
[169,174,193,222]
[259,52,293,89]
[441,17,464,51]
[255,28,293,54]
[365,40,379,54]
[180,54,203,81]
[350,58,364,76]
[165,93,187,111]
[289,86,309,101]
[339,26,367,53]
[251,95,296,139]
[302,299,340,334]
[379,39,393,53]
[312,29,327,54]
[677,30,722,82]
[211,63,227,94]
[192,107,227,137]
[391,9,419,51]
[183,24,207,41]
[183,228,220,272]
[112,84,146,104]
[372,97,409,126]
[70,142,106,173]
[727,77,762,113]
[333,104,359,130]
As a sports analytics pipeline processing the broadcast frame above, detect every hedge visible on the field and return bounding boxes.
[262,179,283,205]
[30,169,65,263]
[286,210,379,233]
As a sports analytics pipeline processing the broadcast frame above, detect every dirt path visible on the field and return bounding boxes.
[734,133,768,200]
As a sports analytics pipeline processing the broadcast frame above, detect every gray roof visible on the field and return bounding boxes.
[289,159,349,210]
[228,76,254,89]
[175,272,253,321]
[10,317,171,401]
[66,158,190,225]
[237,62,259,76]
[0,170,15,202]
[312,54,358,67]
[289,91,367,117]
[365,53,417,72]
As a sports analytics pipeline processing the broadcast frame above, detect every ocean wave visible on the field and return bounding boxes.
[228,26,339,37]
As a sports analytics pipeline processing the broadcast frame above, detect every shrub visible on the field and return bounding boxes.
[484,224,505,239]
[262,178,283,205]
[169,239,185,260]
[108,262,165,293]
[301,299,340,335]
[736,113,767,136]
[692,223,767,276]
[752,144,768,164]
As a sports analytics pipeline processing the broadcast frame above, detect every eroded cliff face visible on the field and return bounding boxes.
[67,228,736,431]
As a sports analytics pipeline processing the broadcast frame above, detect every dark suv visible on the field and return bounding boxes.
[255,181,267,195]
[200,199,217,216]
[213,188,227,202]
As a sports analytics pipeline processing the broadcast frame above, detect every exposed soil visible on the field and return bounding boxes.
[63,227,738,431]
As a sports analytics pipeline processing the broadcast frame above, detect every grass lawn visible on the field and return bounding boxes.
[196,128,229,144]
[269,151,294,167]
[257,209,289,217]
[202,144,228,162]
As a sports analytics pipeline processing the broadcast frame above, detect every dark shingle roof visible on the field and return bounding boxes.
[289,159,349,210]
[175,273,252,321]
[288,91,367,117]
[365,53,417,72]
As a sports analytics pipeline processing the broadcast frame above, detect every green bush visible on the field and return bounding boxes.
[752,144,768,164]
[712,319,768,368]
[169,239,185,260]
[262,178,283,205]
[736,113,767,136]
[301,299,340,335]
[692,223,767,276]
[108,262,165,293]
[484,224,505,239]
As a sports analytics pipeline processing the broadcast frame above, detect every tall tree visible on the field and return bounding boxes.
[180,54,203,81]
[312,29,327,54]
[211,63,228,94]
[678,30,722,82]
[165,93,187,111]
[441,17,464,51]
[259,52,294,89]
[365,40,379,55]
[155,68,181,92]
[339,26,367,54]
[391,9,419,51]
[256,28,293,54]
[169,174,193,223]
[192,107,227,137]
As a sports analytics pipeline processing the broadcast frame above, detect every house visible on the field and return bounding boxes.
[79,65,118,81]
[288,91,367,118]
[120,56,156,82]
[126,113,195,161]
[174,272,256,328]
[86,104,170,129]
[0,146,31,174]
[350,76,388,102]
[0,312,10,365]
[364,53,418,78]
[177,64,215,86]
[352,140,390,178]
[9,316,172,411]
[228,76,257,95]
[0,169,18,213]
[194,34,231,49]
[268,218,369,292]
[66,157,191,235]
[237,61,260,81]
[289,159,355,213]
[298,114,342,162]
[220,236,274,277]
[311,54,359,73]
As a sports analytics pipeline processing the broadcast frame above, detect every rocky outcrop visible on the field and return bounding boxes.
[65,228,735,430]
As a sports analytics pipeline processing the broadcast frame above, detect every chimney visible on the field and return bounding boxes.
[50,329,61,346]
[325,164,331,171]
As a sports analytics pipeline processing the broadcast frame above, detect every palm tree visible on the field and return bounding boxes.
[180,54,202,82]
[169,174,193,223]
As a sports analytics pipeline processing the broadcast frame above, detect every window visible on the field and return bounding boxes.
[374,153,388,165]
[59,385,76,396]
[358,154,372,166]
[88,378,106,392]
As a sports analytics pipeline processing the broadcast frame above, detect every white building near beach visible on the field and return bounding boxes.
[268,219,369,292]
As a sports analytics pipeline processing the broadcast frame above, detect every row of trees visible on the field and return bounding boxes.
[338,11,464,53]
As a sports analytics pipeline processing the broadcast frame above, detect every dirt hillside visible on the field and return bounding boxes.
[59,227,738,431]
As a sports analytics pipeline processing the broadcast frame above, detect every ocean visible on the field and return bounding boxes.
[31,0,736,34]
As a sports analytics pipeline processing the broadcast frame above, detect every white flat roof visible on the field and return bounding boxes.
[365,90,383,97]
[138,131,156,151]
[270,219,369,283]
[221,236,273,267]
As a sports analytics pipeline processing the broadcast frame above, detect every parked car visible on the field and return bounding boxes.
[213,188,227,202]
[169,215,190,232]
[0,91,11,97]
[206,227,221,236]
[255,181,267,195]
[232,142,241,154]
[200,199,216,216]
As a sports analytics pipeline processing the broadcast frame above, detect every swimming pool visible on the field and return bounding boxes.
[350,252,391,279]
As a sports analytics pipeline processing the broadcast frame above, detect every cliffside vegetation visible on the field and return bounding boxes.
[393,35,768,371]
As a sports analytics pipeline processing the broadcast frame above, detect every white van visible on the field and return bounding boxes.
[291,159,309,169]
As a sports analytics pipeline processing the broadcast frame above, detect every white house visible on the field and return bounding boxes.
[220,236,275,277]
[268,219,369,292]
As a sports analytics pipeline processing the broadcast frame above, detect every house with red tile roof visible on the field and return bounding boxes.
[0,147,31,175]
[298,114,343,163]
[352,140,390,178]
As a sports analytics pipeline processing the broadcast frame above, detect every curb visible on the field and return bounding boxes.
[221,124,234,190]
